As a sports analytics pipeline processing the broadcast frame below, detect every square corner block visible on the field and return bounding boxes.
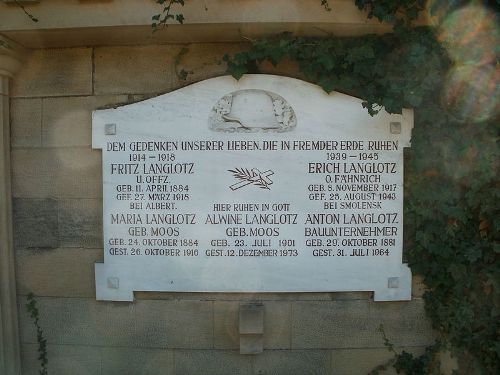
[240,334,263,355]
[239,304,264,334]
[388,277,400,288]
[390,121,402,134]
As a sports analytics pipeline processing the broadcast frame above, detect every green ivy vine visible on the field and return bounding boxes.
[150,1,499,372]
[152,0,186,30]
[8,1,499,374]
[354,0,426,25]
[369,325,442,375]
[222,2,499,374]
[10,0,38,22]
[26,293,48,375]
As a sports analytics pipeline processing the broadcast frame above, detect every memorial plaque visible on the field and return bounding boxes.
[92,75,413,301]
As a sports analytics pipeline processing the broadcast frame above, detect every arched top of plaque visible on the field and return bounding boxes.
[92,74,414,151]
[209,89,297,133]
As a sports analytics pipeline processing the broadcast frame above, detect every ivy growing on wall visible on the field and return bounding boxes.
[150,1,499,372]
[152,0,186,30]
[10,0,38,22]
[15,0,498,373]
[26,293,48,375]
[222,2,499,373]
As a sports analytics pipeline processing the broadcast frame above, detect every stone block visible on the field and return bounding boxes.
[13,198,59,249]
[21,343,102,375]
[11,147,102,198]
[255,58,304,81]
[330,292,372,301]
[370,299,435,347]
[19,296,137,347]
[15,248,102,298]
[174,43,245,86]
[214,301,291,350]
[174,350,252,375]
[292,300,370,349]
[240,304,264,334]
[136,292,346,301]
[42,95,130,147]
[11,98,42,148]
[240,335,263,355]
[94,45,178,95]
[101,347,174,375]
[292,300,434,349]
[263,301,291,349]
[20,343,38,375]
[214,301,239,349]
[439,349,459,375]
[412,274,427,298]
[253,350,330,375]
[331,347,426,375]
[133,299,213,349]
[58,198,102,248]
[12,48,92,97]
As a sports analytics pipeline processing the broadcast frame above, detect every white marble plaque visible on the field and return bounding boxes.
[92,75,413,301]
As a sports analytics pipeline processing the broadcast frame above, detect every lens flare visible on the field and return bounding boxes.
[426,0,463,27]
[443,64,499,122]
[438,5,498,65]
[429,3,499,122]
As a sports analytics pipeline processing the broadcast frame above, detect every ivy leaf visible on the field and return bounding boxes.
[228,64,248,80]
[317,77,336,93]
[465,247,483,263]
[449,264,467,281]
[404,90,423,107]
[176,14,185,24]
[318,54,335,70]
[224,25,498,371]
[345,45,375,63]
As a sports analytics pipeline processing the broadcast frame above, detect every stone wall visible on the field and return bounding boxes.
[11,45,434,375]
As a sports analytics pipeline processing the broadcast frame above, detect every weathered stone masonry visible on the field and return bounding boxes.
[8,45,434,375]
[0,1,434,374]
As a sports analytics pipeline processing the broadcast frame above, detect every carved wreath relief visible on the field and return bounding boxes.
[209,89,297,132]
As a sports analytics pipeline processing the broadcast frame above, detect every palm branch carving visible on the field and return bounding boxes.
[228,168,274,190]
